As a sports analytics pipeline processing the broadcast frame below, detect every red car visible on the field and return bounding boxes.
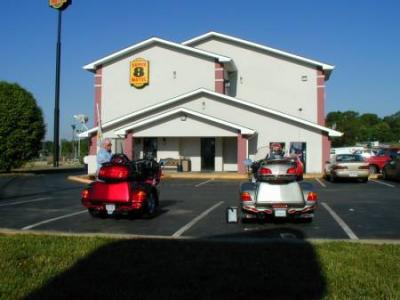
[366,148,399,173]
[81,154,161,218]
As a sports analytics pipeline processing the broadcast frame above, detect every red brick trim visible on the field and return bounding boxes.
[215,62,225,94]
[317,69,330,170]
[89,135,97,155]
[89,67,102,155]
[237,134,247,174]
[94,67,102,126]
[124,132,134,160]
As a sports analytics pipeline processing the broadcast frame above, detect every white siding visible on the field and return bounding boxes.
[178,95,322,172]
[101,44,215,123]
[131,114,238,137]
[190,39,318,122]
[157,137,180,160]
[181,138,201,171]
[215,137,223,171]
[223,137,237,171]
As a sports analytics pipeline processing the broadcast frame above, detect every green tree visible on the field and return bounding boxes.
[0,81,45,171]
[383,111,400,143]
[326,111,361,147]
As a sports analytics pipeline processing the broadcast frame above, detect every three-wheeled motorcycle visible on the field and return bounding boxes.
[81,154,161,218]
[239,158,317,222]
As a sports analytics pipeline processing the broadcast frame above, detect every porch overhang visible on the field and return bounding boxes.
[114,107,256,136]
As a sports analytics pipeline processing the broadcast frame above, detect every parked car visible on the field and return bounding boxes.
[330,146,364,158]
[353,149,377,159]
[366,151,393,174]
[324,154,370,183]
[81,154,161,218]
[376,147,400,159]
[382,154,400,181]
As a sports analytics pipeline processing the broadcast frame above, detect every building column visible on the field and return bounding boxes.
[237,133,247,174]
[317,69,330,170]
[94,67,102,126]
[124,131,134,160]
[89,67,102,156]
[89,135,97,155]
[215,61,225,94]
[215,137,223,171]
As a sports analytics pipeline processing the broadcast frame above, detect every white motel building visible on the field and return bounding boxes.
[80,32,342,174]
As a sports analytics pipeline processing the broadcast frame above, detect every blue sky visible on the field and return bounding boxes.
[1,0,399,140]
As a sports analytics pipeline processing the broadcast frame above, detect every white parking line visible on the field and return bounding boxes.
[172,201,224,237]
[21,210,88,230]
[321,202,359,240]
[0,197,52,207]
[369,179,395,188]
[195,179,214,187]
[315,178,326,188]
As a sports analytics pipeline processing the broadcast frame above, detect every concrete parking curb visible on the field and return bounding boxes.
[68,175,93,185]
[68,172,381,184]
[0,228,398,245]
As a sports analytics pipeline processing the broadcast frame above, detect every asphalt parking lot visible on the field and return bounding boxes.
[0,172,399,241]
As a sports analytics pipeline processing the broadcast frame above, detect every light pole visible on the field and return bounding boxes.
[73,114,89,160]
[49,0,71,167]
[71,124,76,159]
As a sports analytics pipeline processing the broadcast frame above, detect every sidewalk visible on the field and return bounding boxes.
[67,171,343,185]
[68,170,381,185]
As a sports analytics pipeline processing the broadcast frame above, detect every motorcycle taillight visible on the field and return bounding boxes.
[98,165,129,180]
[131,190,147,202]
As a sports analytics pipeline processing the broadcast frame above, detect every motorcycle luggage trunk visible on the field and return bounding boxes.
[90,181,131,203]
[256,181,305,204]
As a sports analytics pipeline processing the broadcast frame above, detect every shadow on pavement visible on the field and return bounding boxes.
[24,229,326,300]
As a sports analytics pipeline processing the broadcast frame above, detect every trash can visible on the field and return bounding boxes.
[177,163,183,172]
[181,159,191,172]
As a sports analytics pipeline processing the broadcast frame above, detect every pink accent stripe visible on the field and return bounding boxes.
[124,132,133,160]
[94,67,102,126]
[89,135,97,155]
[317,69,330,170]
[215,62,225,94]
[237,134,247,174]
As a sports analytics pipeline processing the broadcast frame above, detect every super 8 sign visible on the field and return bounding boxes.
[49,0,71,10]
[130,58,150,88]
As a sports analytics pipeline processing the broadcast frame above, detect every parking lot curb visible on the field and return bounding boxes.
[0,228,399,245]
[68,172,381,184]
[68,175,93,185]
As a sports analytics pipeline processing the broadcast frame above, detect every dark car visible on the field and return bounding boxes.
[382,154,400,181]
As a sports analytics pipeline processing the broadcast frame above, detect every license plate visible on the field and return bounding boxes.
[105,204,115,215]
[349,172,358,177]
[274,209,287,217]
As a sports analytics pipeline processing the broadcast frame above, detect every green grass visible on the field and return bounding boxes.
[0,234,399,300]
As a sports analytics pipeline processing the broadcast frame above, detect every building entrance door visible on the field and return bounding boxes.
[201,138,215,171]
[143,138,158,159]
[290,142,307,173]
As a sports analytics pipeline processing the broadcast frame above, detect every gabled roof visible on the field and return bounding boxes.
[114,107,255,135]
[182,31,335,79]
[83,37,232,71]
[78,88,343,138]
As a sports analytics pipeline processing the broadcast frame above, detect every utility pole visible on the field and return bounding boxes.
[49,0,71,167]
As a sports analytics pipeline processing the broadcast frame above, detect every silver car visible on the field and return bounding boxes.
[324,154,369,183]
